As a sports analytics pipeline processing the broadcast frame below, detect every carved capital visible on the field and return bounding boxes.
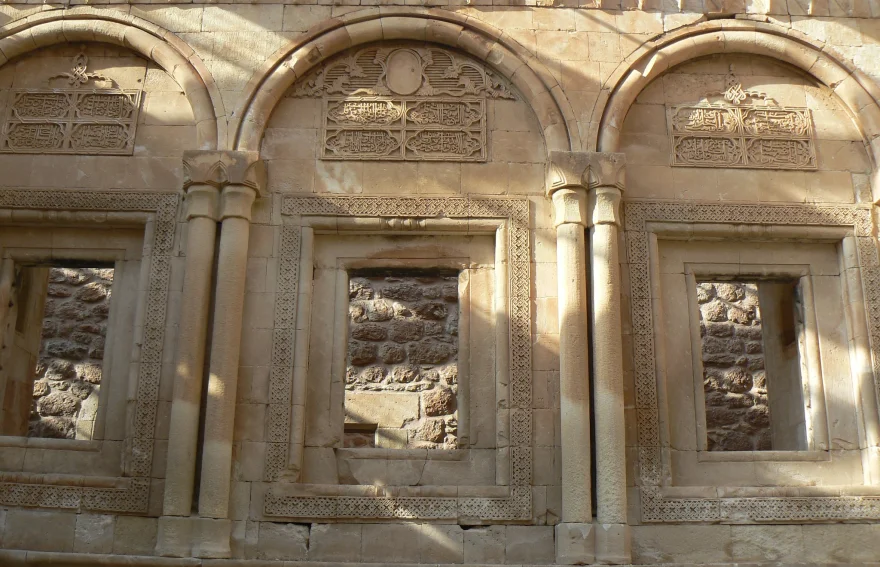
[552,188,588,228]
[547,151,626,195]
[184,184,220,222]
[183,151,267,197]
[220,185,259,222]
[585,152,626,192]
[589,186,622,227]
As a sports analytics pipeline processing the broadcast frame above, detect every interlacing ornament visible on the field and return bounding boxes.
[266,196,531,521]
[667,68,816,170]
[0,189,177,514]
[1,53,141,155]
[626,201,880,523]
[290,45,514,162]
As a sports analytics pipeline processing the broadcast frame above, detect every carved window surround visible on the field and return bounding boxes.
[626,201,880,523]
[0,189,177,514]
[264,196,533,522]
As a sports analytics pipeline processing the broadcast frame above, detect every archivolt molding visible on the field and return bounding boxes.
[0,8,223,150]
[231,9,578,155]
[595,20,880,198]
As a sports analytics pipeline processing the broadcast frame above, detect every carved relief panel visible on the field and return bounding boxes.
[1,53,142,155]
[288,45,517,161]
[668,71,817,170]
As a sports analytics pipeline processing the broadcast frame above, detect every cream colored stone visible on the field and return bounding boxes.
[344,392,419,427]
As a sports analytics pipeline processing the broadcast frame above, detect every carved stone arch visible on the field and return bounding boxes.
[595,20,880,199]
[231,9,579,155]
[0,8,223,150]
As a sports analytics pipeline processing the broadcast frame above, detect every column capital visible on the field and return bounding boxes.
[547,151,626,195]
[183,150,266,196]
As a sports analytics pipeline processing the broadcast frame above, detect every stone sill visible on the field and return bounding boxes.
[337,448,466,461]
[0,435,100,452]
[697,450,830,462]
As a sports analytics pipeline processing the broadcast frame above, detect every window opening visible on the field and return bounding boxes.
[0,264,113,440]
[345,269,459,449]
[697,280,807,451]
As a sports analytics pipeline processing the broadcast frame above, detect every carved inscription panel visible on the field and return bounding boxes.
[668,73,816,170]
[289,46,516,162]
[1,54,141,155]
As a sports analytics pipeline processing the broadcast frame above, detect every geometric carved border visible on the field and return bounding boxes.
[0,189,178,514]
[626,200,880,523]
[263,196,532,521]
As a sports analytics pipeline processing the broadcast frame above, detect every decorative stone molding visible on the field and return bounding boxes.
[547,151,625,227]
[0,188,178,514]
[262,196,533,522]
[182,151,265,195]
[0,10,222,150]
[595,21,880,197]
[231,10,577,154]
[625,201,880,523]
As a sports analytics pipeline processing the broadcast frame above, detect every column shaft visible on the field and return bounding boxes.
[163,186,218,517]
[590,217,627,524]
[198,187,255,519]
[555,191,592,524]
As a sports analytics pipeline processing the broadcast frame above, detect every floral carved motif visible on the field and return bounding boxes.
[290,46,515,162]
[1,53,141,155]
[667,70,816,170]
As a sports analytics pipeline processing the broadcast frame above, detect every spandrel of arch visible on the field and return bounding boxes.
[0,9,223,150]
[230,10,580,156]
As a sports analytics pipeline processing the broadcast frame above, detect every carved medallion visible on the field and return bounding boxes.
[667,69,816,170]
[1,52,142,155]
[289,45,516,162]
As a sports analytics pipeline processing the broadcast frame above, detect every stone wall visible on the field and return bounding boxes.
[346,274,459,449]
[697,282,771,451]
[29,267,112,440]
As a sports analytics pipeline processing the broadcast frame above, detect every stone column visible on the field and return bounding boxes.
[196,152,265,558]
[586,153,630,565]
[547,152,595,565]
[157,153,221,558]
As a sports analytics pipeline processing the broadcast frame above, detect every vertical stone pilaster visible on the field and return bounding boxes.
[547,152,594,565]
[586,153,630,565]
[157,151,264,560]
[547,152,630,565]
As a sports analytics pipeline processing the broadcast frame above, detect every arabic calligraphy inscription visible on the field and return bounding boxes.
[668,72,816,170]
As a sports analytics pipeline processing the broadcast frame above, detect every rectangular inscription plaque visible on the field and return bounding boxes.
[322,98,486,162]
[1,89,141,155]
[668,105,816,170]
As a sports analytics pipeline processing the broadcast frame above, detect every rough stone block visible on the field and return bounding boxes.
[4,510,76,552]
[556,522,595,564]
[309,523,362,562]
[256,521,309,561]
[505,525,555,564]
[74,514,114,554]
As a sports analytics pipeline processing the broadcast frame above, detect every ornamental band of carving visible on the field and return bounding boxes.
[1,53,141,156]
[265,196,532,521]
[0,189,177,514]
[668,72,816,170]
[626,201,880,523]
[290,46,516,162]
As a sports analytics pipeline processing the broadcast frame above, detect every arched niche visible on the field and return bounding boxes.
[261,41,548,196]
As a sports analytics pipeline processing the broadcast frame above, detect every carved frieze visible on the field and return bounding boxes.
[289,46,517,162]
[668,71,816,170]
[1,53,141,155]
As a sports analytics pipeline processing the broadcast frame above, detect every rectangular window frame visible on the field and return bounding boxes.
[684,263,829,460]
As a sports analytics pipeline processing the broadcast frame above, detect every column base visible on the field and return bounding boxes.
[555,522,595,565]
[595,523,631,565]
[156,516,194,557]
[194,517,232,559]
